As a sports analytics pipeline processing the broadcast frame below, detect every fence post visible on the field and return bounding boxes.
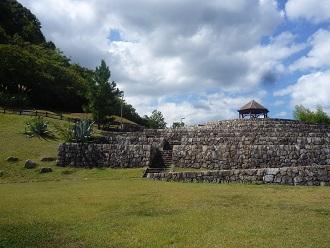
[35,111,38,116]
[60,113,63,120]
[3,108,5,114]
[46,112,48,117]
[19,110,22,115]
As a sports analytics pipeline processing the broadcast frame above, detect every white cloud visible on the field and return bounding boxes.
[127,91,267,125]
[286,0,330,23]
[18,0,305,123]
[290,29,330,71]
[274,71,330,113]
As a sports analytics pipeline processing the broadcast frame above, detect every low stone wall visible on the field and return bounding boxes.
[57,143,151,168]
[173,144,330,170]
[147,165,330,186]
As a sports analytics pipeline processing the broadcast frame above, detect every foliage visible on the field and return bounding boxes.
[294,105,330,124]
[0,0,146,125]
[71,120,94,143]
[0,1,91,111]
[0,0,45,44]
[53,122,75,142]
[0,91,30,108]
[145,110,167,129]
[25,117,49,136]
[114,99,149,126]
[0,44,90,111]
[86,60,122,125]
[172,121,185,129]
[55,120,94,143]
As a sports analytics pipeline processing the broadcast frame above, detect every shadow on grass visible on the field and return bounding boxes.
[0,222,84,248]
[21,131,59,141]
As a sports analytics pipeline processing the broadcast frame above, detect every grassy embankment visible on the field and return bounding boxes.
[0,114,330,248]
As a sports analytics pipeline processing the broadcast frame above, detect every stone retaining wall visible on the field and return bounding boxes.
[147,165,330,186]
[57,143,151,168]
[173,144,330,170]
[57,119,330,170]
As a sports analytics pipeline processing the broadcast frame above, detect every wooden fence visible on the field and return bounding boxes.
[0,107,145,132]
[0,107,81,123]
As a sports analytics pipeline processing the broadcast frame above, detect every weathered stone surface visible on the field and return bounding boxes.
[57,119,330,177]
[24,160,36,169]
[263,175,274,183]
[40,167,53,173]
[148,165,330,186]
[6,156,18,162]
[40,157,57,162]
[57,144,151,168]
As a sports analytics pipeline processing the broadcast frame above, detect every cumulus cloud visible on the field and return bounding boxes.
[274,71,330,113]
[290,29,330,71]
[19,0,306,123]
[127,92,266,125]
[285,0,330,23]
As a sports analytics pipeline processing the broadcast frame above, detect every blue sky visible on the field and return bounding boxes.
[20,0,330,124]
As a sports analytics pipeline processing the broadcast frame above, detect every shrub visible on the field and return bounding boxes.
[0,92,30,108]
[25,117,49,136]
[55,120,94,143]
[54,122,75,142]
[72,120,94,142]
[294,105,330,124]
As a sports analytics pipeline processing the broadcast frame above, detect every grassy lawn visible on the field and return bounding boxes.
[1,114,330,248]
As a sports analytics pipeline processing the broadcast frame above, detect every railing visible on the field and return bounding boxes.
[0,107,81,122]
[0,107,144,131]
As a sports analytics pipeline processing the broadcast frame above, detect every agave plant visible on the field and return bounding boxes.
[72,120,94,143]
[25,117,49,137]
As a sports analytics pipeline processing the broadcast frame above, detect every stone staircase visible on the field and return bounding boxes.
[161,150,173,167]
[142,150,173,177]
[143,140,181,177]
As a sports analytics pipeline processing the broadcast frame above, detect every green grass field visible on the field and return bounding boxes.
[1,114,330,248]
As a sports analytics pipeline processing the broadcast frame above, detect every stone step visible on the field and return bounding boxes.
[142,167,170,177]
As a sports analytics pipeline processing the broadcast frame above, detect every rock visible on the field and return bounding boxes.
[40,167,53,173]
[6,156,18,162]
[265,168,279,175]
[263,174,274,183]
[0,170,4,177]
[25,160,37,169]
[40,157,57,162]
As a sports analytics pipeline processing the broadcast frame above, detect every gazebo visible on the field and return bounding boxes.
[238,100,269,119]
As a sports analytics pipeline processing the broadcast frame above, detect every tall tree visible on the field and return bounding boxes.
[87,60,122,126]
[293,105,330,124]
[146,110,167,129]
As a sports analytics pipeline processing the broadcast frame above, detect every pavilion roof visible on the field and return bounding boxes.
[239,100,268,112]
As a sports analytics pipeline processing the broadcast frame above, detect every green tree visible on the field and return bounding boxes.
[172,121,185,129]
[293,105,330,124]
[87,60,122,127]
[146,110,167,129]
[0,0,45,44]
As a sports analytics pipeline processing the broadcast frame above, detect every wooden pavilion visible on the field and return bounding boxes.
[238,100,269,119]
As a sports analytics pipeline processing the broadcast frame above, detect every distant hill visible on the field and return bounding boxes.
[0,0,45,44]
[0,0,91,111]
[0,0,148,126]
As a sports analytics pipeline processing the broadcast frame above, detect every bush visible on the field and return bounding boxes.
[0,92,30,108]
[294,105,330,124]
[25,117,49,136]
[71,120,94,142]
[54,122,75,142]
[55,120,94,143]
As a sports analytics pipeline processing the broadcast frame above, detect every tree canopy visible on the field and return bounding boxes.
[0,0,158,127]
[86,60,122,125]
[145,110,167,129]
[293,105,330,124]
